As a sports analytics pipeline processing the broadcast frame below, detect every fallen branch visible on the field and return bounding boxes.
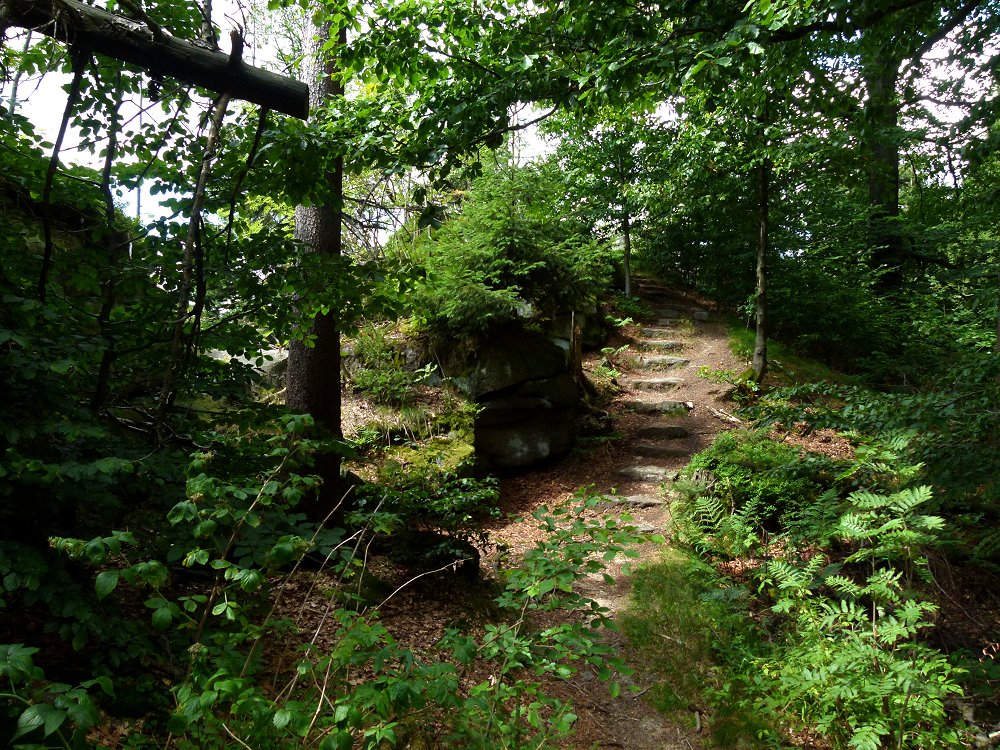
[5,0,308,118]
[708,406,745,425]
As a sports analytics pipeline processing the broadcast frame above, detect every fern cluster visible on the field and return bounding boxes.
[672,429,835,556]
[666,429,969,748]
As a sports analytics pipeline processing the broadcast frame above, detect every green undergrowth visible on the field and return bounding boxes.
[0,400,647,749]
[621,318,996,747]
[626,427,972,748]
[728,326,850,387]
[621,550,769,744]
[347,322,436,407]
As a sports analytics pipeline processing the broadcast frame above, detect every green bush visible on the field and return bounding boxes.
[753,485,965,750]
[348,323,432,406]
[673,429,836,556]
[665,424,968,747]
[746,357,1000,526]
[402,155,615,339]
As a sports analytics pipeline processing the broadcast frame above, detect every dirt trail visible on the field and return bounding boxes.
[490,278,746,749]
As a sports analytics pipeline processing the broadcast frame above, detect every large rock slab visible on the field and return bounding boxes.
[631,377,684,392]
[450,331,584,471]
[635,424,690,440]
[640,325,677,336]
[616,465,674,482]
[637,354,689,370]
[634,443,690,459]
[624,399,692,415]
[474,374,581,471]
[635,339,683,352]
[635,283,672,294]
[652,308,682,319]
[451,331,567,399]
[475,408,575,471]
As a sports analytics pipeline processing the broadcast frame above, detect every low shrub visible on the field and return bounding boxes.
[673,429,837,556]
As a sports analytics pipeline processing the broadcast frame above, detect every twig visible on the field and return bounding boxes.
[223,105,269,263]
[221,723,255,750]
[708,406,744,425]
[375,558,475,610]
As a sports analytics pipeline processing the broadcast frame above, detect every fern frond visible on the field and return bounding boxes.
[973,526,1000,561]
[848,491,889,511]
[824,574,863,599]
[888,485,932,515]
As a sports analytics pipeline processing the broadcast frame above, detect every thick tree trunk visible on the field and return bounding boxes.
[863,50,906,293]
[753,157,769,384]
[4,0,308,118]
[285,16,347,519]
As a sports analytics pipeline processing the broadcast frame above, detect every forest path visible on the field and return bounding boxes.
[490,278,747,750]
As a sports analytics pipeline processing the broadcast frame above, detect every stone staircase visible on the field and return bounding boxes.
[608,278,719,521]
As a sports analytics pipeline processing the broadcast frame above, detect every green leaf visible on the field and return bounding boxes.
[152,606,173,629]
[273,708,292,730]
[320,731,354,750]
[193,519,217,539]
[0,644,39,680]
[15,703,66,738]
[95,570,118,600]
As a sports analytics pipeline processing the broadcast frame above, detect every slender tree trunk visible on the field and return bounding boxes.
[622,209,632,297]
[38,50,88,303]
[157,93,231,426]
[995,267,1000,353]
[753,156,769,383]
[285,15,347,518]
[93,74,129,412]
[0,0,10,37]
[863,48,906,293]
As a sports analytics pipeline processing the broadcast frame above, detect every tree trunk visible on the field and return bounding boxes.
[285,16,347,519]
[622,210,632,297]
[753,156,769,384]
[995,267,1000,353]
[863,48,906,293]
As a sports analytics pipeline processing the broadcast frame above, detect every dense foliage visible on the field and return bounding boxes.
[3,0,1000,746]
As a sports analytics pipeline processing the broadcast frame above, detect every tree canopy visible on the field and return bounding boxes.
[1,0,999,745]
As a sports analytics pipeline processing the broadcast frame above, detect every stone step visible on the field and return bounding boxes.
[655,317,682,326]
[635,424,690,440]
[634,282,671,294]
[634,443,690,459]
[652,308,683,319]
[635,339,683,352]
[636,354,690,370]
[640,325,678,336]
[624,399,692,415]
[631,377,684,392]
[693,310,711,321]
[616,465,674,483]
[608,494,668,508]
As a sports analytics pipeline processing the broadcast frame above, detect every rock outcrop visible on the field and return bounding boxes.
[448,330,582,471]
